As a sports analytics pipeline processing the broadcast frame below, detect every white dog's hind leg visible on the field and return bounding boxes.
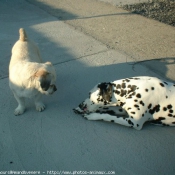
[34,94,45,112]
[13,94,25,115]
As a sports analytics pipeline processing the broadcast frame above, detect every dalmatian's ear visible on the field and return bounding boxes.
[104,83,113,101]
[98,83,113,102]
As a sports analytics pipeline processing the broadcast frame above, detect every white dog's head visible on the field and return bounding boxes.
[73,82,115,115]
[35,62,57,95]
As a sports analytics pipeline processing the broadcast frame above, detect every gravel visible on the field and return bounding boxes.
[123,0,175,26]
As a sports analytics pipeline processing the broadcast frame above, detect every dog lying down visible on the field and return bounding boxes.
[9,28,57,115]
[74,76,175,130]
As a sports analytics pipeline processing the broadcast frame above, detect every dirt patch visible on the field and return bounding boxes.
[123,0,175,26]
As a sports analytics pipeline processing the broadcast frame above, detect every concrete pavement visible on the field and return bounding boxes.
[28,0,175,82]
[0,0,175,174]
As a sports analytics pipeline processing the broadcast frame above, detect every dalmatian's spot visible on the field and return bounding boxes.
[73,76,175,130]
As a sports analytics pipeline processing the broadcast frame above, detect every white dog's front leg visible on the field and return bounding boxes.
[34,93,45,112]
[84,113,140,129]
[13,93,25,116]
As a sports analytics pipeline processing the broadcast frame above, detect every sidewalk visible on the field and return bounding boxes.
[0,0,175,174]
[27,0,175,81]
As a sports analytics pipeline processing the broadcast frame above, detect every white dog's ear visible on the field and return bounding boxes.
[35,69,51,91]
[35,69,49,77]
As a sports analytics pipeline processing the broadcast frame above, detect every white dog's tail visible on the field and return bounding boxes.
[19,28,27,41]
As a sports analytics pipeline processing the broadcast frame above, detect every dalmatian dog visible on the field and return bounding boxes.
[73,76,175,130]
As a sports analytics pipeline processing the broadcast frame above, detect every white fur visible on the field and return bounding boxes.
[74,76,175,130]
[9,28,57,115]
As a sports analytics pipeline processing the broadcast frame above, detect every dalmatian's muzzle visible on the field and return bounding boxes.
[73,102,90,115]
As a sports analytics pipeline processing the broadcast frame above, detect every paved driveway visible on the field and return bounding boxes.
[0,1,175,174]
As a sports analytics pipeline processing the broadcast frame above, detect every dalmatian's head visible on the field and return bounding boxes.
[74,82,116,115]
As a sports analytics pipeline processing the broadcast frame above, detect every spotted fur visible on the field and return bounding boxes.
[73,76,175,130]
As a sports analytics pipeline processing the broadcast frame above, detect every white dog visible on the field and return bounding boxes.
[9,28,57,115]
[74,76,175,130]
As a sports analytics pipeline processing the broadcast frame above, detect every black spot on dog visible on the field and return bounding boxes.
[155,105,160,112]
[151,87,155,90]
[125,79,130,82]
[111,120,114,122]
[149,109,154,114]
[168,114,173,117]
[136,93,141,98]
[120,89,127,97]
[122,83,126,88]
[115,90,120,95]
[128,120,134,126]
[134,104,139,108]
[128,107,131,110]
[163,107,167,111]
[131,111,135,114]
[104,101,108,105]
[140,101,145,106]
[116,84,121,89]
[134,99,138,102]
[128,85,137,94]
[166,96,168,98]
[119,102,126,107]
[160,83,165,87]
[151,117,166,124]
[172,122,175,124]
[149,104,160,115]
[167,104,173,109]
[137,124,139,127]
[148,104,152,109]
[145,89,148,92]
[164,82,168,85]
[131,92,136,96]
[169,110,173,113]
[142,114,144,117]
[127,96,132,99]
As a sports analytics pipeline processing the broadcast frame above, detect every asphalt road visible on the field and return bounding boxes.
[0,0,175,174]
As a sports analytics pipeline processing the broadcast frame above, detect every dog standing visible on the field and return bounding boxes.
[9,28,57,115]
[74,76,175,130]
